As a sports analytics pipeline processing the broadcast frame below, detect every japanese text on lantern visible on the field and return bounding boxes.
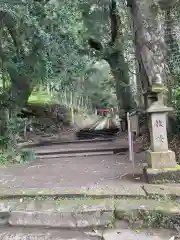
[154,118,165,143]
[156,134,164,143]
[155,119,164,128]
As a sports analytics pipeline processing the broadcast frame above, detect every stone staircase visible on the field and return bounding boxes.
[0,198,113,240]
[0,197,178,239]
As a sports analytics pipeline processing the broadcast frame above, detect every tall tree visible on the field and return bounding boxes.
[81,0,136,115]
[0,1,87,100]
[127,0,173,106]
[0,0,87,139]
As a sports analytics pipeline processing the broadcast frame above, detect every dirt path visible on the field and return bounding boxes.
[0,150,145,189]
[0,134,149,192]
[0,132,154,203]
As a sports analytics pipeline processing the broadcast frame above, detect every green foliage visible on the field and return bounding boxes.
[0,149,36,165]
[0,152,9,165]
[20,150,37,163]
[28,90,53,104]
[0,136,9,150]
[168,86,180,135]
[83,61,117,108]
[0,115,36,164]
[0,0,119,164]
[0,0,117,109]
[0,0,88,87]
[79,0,110,43]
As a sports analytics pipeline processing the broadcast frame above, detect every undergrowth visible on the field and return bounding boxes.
[0,150,36,165]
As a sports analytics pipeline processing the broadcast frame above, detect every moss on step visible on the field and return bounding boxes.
[151,164,180,172]
[114,198,180,229]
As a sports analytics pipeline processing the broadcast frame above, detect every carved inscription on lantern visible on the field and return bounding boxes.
[154,119,164,143]
[151,113,168,151]
[155,119,164,128]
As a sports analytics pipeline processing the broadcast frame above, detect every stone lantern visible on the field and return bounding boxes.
[144,100,179,183]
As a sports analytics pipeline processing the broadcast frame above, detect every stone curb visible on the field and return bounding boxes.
[0,186,146,198]
[0,184,180,200]
[33,147,129,156]
[0,184,180,199]
[38,151,114,159]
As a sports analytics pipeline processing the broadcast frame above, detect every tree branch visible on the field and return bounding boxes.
[109,0,121,46]
[0,11,25,57]
[0,10,44,60]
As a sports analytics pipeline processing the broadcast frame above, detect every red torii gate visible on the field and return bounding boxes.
[97,108,113,115]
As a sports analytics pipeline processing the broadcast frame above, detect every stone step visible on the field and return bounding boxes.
[0,227,102,240]
[38,151,114,159]
[1,198,180,230]
[0,225,176,240]
[2,199,114,229]
[33,147,128,156]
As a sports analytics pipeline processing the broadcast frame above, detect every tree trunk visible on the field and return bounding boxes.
[106,51,136,115]
[163,7,180,104]
[127,0,174,137]
[0,70,35,149]
[88,0,136,116]
[127,0,172,90]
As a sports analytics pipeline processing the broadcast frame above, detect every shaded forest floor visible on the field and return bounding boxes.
[18,103,99,145]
